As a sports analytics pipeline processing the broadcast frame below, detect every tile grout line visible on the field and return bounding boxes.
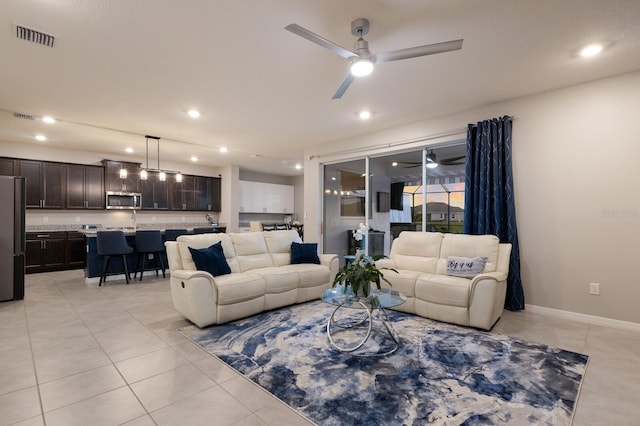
[23,277,50,426]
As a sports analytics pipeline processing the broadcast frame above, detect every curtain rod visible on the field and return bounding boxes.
[309,126,467,161]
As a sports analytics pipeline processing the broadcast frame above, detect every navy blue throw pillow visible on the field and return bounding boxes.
[188,242,231,277]
[290,242,320,265]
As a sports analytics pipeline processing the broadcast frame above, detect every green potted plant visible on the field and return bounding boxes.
[332,254,396,298]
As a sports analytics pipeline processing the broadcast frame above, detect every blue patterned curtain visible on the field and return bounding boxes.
[463,116,524,310]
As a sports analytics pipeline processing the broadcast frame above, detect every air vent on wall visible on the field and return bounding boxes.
[14,24,55,47]
[13,112,36,121]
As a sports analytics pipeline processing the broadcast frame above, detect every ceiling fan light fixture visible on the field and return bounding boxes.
[426,162,438,169]
[350,57,374,76]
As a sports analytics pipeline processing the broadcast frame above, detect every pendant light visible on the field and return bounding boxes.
[141,135,182,182]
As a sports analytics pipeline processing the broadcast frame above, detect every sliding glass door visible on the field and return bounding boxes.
[321,143,466,261]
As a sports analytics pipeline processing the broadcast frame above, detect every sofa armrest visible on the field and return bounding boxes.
[169,269,220,327]
[468,272,508,330]
[319,254,339,282]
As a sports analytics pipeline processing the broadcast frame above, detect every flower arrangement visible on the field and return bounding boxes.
[332,252,395,298]
[353,222,368,242]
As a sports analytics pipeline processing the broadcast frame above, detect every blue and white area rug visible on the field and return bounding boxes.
[179,301,588,425]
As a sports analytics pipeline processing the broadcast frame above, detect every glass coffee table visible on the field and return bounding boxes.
[322,286,406,356]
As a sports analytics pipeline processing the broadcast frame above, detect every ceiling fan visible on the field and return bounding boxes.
[396,152,466,169]
[285,18,463,99]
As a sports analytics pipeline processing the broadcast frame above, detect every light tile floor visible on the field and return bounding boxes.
[0,270,638,425]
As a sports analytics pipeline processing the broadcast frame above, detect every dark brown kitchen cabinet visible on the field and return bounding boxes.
[19,160,65,209]
[210,177,221,212]
[103,160,141,193]
[169,175,197,210]
[66,232,87,269]
[169,175,220,211]
[26,231,86,274]
[197,176,222,212]
[0,157,17,176]
[66,164,105,209]
[25,232,67,273]
[141,173,169,209]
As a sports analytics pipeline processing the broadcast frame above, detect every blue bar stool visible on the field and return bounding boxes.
[97,231,134,286]
[134,230,166,281]
[164,228,189,241]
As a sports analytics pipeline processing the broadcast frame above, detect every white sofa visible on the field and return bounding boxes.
[376,232,512,330]
[165,230,338,327]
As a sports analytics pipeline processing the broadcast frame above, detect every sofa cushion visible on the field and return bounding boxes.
[282,264,330,288]
[251,267,299,294]
[177,234,238,272]
[188,242,231,277]
[415,274,471,308]
[446,256,488,278]
[230,232,274,272]
[437,234,499,275]
[377,269,422,298]
[264,230,302,266]
[390,232,444,273]
[214,273,265,305]
[290,242,320,265]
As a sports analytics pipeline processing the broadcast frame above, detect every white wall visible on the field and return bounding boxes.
[305,70,640,324]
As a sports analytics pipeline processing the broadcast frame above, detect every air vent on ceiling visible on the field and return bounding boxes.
[13,112,36,121]
[14,24,55,47]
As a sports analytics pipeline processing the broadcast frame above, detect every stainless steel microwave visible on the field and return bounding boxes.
[105,191,141,209]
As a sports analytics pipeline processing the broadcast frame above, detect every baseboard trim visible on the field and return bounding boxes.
[525,304,640,332]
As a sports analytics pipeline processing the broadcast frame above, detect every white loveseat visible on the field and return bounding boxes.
[165,230,338,327]
[376,232,512,330]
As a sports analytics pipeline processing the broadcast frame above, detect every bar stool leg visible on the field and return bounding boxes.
[122,255,130,284]
[100,256,111,286]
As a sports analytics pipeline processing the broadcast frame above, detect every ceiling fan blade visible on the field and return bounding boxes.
[332,73,355,99]
[285,24,356,59]
[439,155,466,165]
[375,39,463,63]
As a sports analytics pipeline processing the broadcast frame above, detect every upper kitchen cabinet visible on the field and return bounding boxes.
[169,174,197,211]
[239,181,294,214]
[209,177,221,212]
[103,160,141,193]
[141,172,169,210]
[168,175,220,211]
[66,164,105,209]
[0,157,17,176]
[19,160,65,209]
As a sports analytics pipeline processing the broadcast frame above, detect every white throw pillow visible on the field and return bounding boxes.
[446,256,488,278]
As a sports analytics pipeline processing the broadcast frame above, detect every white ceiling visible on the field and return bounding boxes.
[1,0,639,176]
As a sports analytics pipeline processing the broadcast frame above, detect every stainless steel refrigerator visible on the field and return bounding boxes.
[0,176,26,301]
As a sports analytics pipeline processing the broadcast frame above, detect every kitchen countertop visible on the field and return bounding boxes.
[26,223,226,236]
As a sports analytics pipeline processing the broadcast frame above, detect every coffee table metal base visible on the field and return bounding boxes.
[326,301,400,356]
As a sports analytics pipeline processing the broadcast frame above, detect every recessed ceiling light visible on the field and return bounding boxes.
[359,110,371,120]
[219,147,228,153]
[392,161,398,167]
[580,44,603,58]
[331,176,336,181]
[42,116,55,124]
[191,156,198,162]
[295,164,302,170]
[35,134,47,141]
[125,147,134,153]
[187,109,201,118]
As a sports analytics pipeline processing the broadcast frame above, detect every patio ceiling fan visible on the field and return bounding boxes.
[397,152,466,169]
[285,18,463,99]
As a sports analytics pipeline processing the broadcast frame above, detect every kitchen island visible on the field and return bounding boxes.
[84,225,226,282]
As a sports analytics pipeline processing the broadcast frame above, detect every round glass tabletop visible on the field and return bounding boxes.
[323,285,406,310]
